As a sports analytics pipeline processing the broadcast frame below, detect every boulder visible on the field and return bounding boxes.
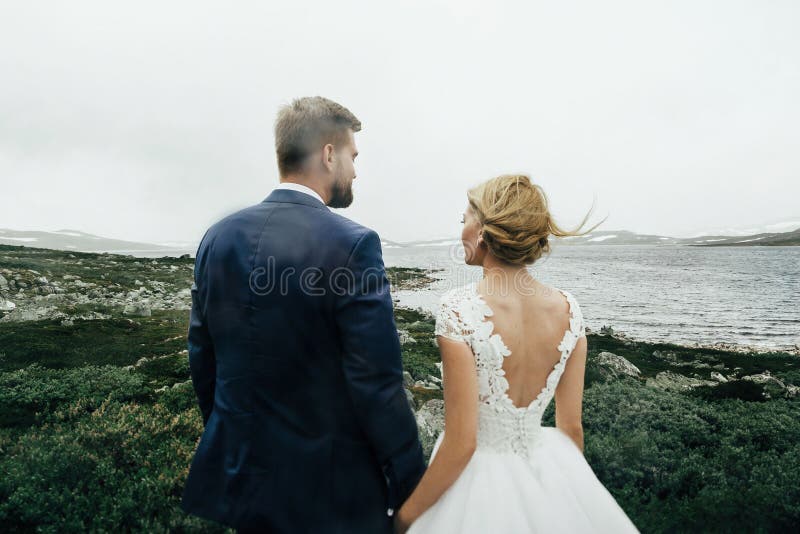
[742,371,798,399]
[403,371,415,388]
[415,399,444,459]
[123,303,152,317]
[0,297,15,312]
[397,329,417,345]
[0,273,8,291]
[710,371,728,383]
[646,371,716,392]
[652,350,679,363]
[594,351,641,378]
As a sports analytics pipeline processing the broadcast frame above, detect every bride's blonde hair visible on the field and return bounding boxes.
[467,174,604,265]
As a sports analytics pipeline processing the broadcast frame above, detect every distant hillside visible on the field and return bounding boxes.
[3,223,798,255]
[394,227,800,248]
[556,230,680,246]
[0,229,173,253]
[687,227,800,247]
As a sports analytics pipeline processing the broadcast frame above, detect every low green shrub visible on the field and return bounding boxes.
[0,364,148,427]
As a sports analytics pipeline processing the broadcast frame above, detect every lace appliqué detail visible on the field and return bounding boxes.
[434,282,586,461]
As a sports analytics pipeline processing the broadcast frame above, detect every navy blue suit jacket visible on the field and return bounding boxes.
[181,189,426,532]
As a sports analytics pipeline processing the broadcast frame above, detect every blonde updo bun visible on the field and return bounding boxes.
[467,174,603,265]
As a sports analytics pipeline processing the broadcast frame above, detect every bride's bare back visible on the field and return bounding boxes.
[476,278,586,420]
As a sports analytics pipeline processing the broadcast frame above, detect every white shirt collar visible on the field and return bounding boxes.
[274,182,325,205]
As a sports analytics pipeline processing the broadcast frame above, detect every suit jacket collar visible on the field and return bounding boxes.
[262,188,329,210]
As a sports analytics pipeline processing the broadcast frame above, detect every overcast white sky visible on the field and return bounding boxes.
[1,1,798,244]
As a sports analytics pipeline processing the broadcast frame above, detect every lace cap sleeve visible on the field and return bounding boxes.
[565,290,587,339]
[434,290,468,342]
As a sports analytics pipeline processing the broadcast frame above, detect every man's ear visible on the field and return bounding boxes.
[322,143,335,171]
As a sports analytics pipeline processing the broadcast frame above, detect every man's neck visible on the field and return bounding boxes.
[278,178,329,205]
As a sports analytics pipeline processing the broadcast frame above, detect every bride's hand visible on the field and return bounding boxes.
[393,506,412,534]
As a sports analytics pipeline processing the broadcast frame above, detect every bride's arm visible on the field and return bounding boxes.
[395,336,478,532]
[554,335,588,453]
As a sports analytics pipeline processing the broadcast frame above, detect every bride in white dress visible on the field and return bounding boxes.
[395,175,639,533]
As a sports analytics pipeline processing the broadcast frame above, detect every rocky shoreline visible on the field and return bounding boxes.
[2,242,798,461]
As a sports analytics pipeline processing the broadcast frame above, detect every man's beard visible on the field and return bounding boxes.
[327,176,353,208]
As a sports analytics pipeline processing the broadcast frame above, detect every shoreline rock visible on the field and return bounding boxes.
[595,351,641,379]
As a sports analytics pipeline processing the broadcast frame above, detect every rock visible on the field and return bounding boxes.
[36,285,56,295]
[710,371,728,383]
[61,318,74,327]
[427,374,442,385]
[595,351,641,378]
[397,329,417,344]
[1,305,63,322]
[742,371,797,399]
[652,350,678,363]
[403,371,415,388]
[0,297,15,312]
[123,303,152,317]
[180,254,190,259]
[646,371,716,392]
[0,273,7,291]
[415,399,444,459]
[600,325,614,335]
[34,276,49,285]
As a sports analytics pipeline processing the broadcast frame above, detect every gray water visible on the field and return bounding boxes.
[383,244,800,352]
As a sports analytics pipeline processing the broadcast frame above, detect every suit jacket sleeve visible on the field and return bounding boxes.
[335,229,426,511]
[188,232,216,426]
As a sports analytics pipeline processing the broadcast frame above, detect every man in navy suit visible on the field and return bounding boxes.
[181,97,426,532]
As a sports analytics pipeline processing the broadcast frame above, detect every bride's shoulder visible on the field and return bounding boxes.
[550,286,586,337]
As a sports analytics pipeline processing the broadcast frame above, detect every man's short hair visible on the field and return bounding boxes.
[274,96,361,176]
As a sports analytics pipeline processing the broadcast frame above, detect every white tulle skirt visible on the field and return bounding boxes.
[408,427,640,533]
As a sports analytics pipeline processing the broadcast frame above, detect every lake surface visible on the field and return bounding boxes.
[383,244,800,352]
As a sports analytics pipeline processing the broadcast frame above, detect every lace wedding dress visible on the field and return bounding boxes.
[408,281,639,533]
